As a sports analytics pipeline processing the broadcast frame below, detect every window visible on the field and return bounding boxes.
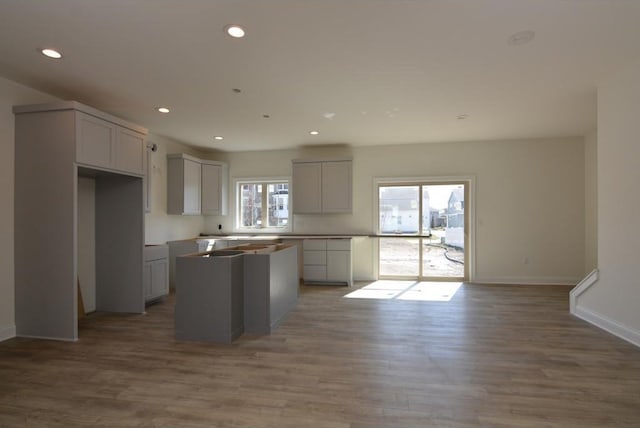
[235,179,290,231]
[378,182,468,280]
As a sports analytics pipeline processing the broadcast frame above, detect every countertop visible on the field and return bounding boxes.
[198,234,367,240]
[168,234,423,244]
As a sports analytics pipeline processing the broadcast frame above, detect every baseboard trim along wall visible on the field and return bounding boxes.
[573,306,640,349]
[569,269,599,313]
[471,276,581,286]
[0,324,16,342]
[15,333,78,342]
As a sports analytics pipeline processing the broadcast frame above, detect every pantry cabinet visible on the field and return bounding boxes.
[13,101,146,341]
[292,159,352,214]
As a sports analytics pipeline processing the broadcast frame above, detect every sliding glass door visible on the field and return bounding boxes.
[378,182,467,280]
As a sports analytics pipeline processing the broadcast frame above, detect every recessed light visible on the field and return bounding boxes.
[309,131,320,135]
[214,136,224,141]
[508,30,535,46]
[40,48,62,59]
[225,25,246,38]
[156,107,170,113]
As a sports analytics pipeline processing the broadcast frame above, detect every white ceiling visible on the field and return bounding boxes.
[1,0,639,152]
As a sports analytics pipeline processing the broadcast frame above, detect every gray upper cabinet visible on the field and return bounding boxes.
[168,154,228,216]
[202,160,228,216]
[76,111,146,176]
[292,161,322,214]
[167,154,202,215]
[76,112,116,169]
[292,159,352,214]
[321,161,352,213]
[115,127,145,175]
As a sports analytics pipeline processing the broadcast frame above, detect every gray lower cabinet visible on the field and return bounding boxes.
[175,251,245,343]
[143,245,169,303]
[242,245,299,335]
[303,238,353,286]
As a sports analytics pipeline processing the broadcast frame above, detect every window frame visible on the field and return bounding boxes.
[373,175,476,282]
[233,177,291,233]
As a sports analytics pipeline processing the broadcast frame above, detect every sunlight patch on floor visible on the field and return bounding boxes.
[344,280,463,301]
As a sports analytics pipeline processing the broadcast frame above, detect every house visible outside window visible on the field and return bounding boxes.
[235,179,290,232]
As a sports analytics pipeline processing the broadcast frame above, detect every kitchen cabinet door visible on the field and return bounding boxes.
[292,162,322,213]
[115,127,145,175]
[322,161,352,213]
[303,265,327,281]
[302,238,352,286]
[150,259,169,299]
[77,112,146,176]
[326,250,351,285]
[76,112,116,170]
[202,161,228,216]
[144,245,169,303]
[167,154,202,215]
[183,159,202,214]
[292,159,352,214]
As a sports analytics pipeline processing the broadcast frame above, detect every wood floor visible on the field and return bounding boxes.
[1,282,639,427]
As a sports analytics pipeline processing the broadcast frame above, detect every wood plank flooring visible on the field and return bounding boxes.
[1,283,639,427]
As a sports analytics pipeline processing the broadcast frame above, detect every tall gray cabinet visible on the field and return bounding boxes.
[13,101,147,341]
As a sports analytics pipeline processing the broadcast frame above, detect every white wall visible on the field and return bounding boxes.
[575,58,640,346]
[0,76,58,341]
[205,137,586,284]
[584,130,598,272]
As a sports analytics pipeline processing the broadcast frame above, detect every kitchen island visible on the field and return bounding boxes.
[174,244,299,343]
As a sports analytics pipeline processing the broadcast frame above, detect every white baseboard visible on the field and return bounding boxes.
[16,333,78,342]
[0,324,16,342]
[569,269,599,313]
[574,306,640,348]
[471,276,580,286]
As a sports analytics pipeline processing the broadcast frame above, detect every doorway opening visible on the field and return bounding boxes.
[377,181,469,281]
